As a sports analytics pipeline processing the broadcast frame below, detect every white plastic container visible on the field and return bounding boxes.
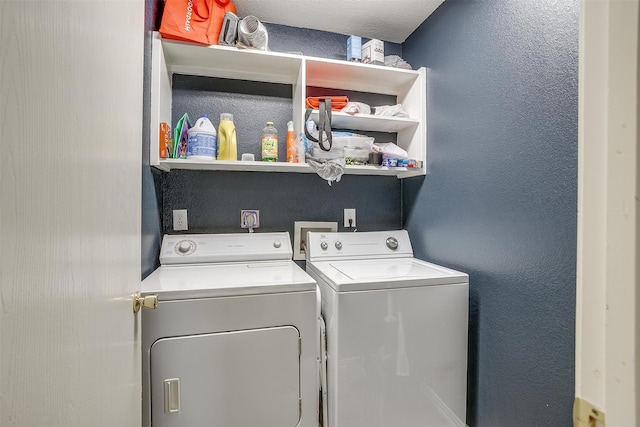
[312,146,344,160]
[331,135,374,150]
[187,115,217,160]
[316,135,374,162]
[343,147,370,162]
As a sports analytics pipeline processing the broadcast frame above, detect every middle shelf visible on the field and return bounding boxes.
[156,159,417,176]
[306,111,420,133]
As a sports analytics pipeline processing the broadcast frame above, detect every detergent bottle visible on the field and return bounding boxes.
[217,113,237,161]
[286,121,296,163]
[186,115,217,160]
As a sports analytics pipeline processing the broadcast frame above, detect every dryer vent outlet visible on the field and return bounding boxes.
[293,221,338,261]
[241,210,260,231]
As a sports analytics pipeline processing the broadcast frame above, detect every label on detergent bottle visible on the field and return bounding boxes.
[187,133,217,158]
[261,136,278,161]
[261,121,278,162]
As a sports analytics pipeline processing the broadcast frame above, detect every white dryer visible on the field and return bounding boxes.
[306,230,468,427]
[141,232,319,427]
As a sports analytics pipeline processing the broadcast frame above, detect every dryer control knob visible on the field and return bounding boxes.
[320,242,328,250]
[177,240,192,253]
[386,237,399,250]
[273,240,281,248]
[335,241,342,250]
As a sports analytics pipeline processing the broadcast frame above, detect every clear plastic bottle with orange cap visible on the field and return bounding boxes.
[285,121,297,163]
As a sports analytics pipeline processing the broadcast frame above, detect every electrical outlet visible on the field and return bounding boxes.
[173,209,188,231]
[293,221,338,260]
[344,208,356,228]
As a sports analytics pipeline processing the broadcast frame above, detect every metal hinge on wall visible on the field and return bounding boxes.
[574,397,605,427]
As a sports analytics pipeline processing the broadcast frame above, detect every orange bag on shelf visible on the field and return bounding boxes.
[305,96,349,112]
[159,0,236,46]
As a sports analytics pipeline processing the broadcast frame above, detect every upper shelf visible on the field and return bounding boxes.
[161,38,303,85]
[159,37,423,94]
[305,57,422,96]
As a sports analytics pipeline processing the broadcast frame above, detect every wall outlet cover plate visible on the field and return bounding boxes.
[293,221,338,260]
[241,210,260,229]
[173,209,188,231]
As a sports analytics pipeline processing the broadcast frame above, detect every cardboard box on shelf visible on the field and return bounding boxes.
[362,39,384,65]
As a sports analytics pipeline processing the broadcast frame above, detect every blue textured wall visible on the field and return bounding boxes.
[402,1,578,425]
[162,170,401,235]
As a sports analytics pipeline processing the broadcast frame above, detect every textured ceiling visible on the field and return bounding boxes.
[232,0,445,44]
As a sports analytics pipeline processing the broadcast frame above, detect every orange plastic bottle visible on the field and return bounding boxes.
[286,121,297,163]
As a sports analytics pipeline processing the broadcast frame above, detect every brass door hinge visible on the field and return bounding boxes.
[574,397,605,427]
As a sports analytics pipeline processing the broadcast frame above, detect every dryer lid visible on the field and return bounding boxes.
[308,258,468,292]
[141,260,316,299]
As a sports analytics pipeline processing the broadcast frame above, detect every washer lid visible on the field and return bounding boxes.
[141,260,316,300]
[308,258,468,292]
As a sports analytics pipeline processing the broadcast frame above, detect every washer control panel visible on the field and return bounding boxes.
[159,232,293,265]
[306,230,413,260]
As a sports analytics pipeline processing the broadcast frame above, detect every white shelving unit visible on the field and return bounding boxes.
[150,32,426,178]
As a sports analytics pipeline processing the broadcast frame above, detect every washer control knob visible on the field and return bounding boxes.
[273,240,281,248]
[177,240,192,253]
[386,237,399,250]
[335,241,342,250]
[320,242,328,250]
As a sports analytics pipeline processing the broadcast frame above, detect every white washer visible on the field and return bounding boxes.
[141,232,319,427]
[306,230,468,427]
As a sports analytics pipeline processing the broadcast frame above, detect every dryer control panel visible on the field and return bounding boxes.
[305,230,413,261]
[160,232,293,265]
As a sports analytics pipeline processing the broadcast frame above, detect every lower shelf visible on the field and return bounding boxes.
[154,159,424,178]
